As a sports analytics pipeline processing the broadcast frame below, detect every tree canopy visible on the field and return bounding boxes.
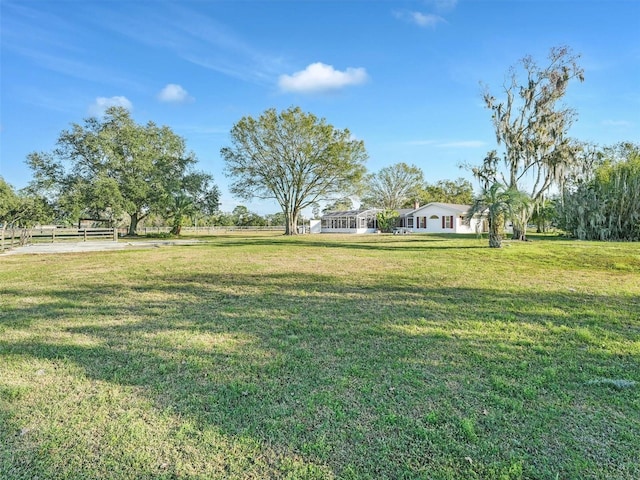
[466,182,529,248]
[362,163,424,210]
[165,172,220,235]
[221,106,368,235]
[0,178,20,225]
[1,177,52,229]
[412,178,474,207]
[475,46,584,239]
[322,197,355,214]
[26,107,218,235]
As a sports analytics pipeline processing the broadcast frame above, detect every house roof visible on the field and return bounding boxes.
[412,202,472,215]
[396,208,415,217]
[321,208,381,218]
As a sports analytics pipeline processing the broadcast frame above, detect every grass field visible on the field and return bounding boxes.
[1,233,639,479]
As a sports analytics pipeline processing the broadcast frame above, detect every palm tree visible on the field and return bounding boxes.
[466,183,530,248]
[167,193,194,235]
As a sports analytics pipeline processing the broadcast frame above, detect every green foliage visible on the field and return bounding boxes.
[26,107,217,235]
[232,205,267,227]
[221,106,367,235]
[413,178,474,206]
[322,197,354,214]
[376,209,400,233]
[531,198,557,233]
[362,162,424,209]
[557,143,640,241]
[0,177,20,223]
[0,177,53,228]
[165,173,220,235]
[466,182,530,247]
[265,211,287,226]
[143,232,174,239]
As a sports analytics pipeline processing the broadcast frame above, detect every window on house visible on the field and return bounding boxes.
[443,216,453,228]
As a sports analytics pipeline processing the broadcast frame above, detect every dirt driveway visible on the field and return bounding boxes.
[1,239,204,256]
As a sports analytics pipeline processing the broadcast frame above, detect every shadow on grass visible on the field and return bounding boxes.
[1,271,639,479]
[200,233,492,253]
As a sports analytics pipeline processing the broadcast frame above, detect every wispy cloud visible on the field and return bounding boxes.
[88,96,132,116]
[2,3,142,91]
[394,11,446,28]
[158,84,193,104]
[96,3,286,85]
[11,85,84,114]
[279,63,368,94]
[394,0,457,28]
[9,46,141,90]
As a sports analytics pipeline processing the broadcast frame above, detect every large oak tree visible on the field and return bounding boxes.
[361,162,424,210]
[221,107,367,235]
[27,107,217,235]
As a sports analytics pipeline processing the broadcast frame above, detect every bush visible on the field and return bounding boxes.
[144,232,174,239]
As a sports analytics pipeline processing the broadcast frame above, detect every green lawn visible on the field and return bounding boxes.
[1,233,639,479]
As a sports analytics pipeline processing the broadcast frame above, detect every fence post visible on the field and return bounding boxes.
[83,229,87,241]
[113,228,118,242]
[52,228,56,243]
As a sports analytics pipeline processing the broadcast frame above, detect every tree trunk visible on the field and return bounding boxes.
[489,213,503,248]
[284,210,299,235]
[489,232,502,248]
[128,213,139,236]
[511,227,527,241]
[489,231,502,248]
[170,217,182,235]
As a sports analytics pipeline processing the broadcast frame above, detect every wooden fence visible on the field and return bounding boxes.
[138,226,286,234]
[1,227,118,252]
[1,225,289,252]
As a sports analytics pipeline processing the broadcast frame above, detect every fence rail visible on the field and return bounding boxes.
[1,227,118,251]
[1,225,289,252]
[137,226,286,235]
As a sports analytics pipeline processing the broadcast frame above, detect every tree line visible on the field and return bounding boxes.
[2,46,637,244]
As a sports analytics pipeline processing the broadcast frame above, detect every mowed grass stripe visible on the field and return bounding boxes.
[1,233,639,479]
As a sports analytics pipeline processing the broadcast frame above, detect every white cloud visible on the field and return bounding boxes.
[412,12,445,27]
[158,83,193,103]
[278,62,368,94]
[394,11,445,28]
[88,96,132,116]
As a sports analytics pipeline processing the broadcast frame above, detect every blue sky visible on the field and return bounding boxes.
[1,0,639,214]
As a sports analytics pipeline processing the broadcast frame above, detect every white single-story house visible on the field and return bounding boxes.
[410,202,486,234]
[319,202,511,234]
[320,208,382,233]
[319,202,516,235]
